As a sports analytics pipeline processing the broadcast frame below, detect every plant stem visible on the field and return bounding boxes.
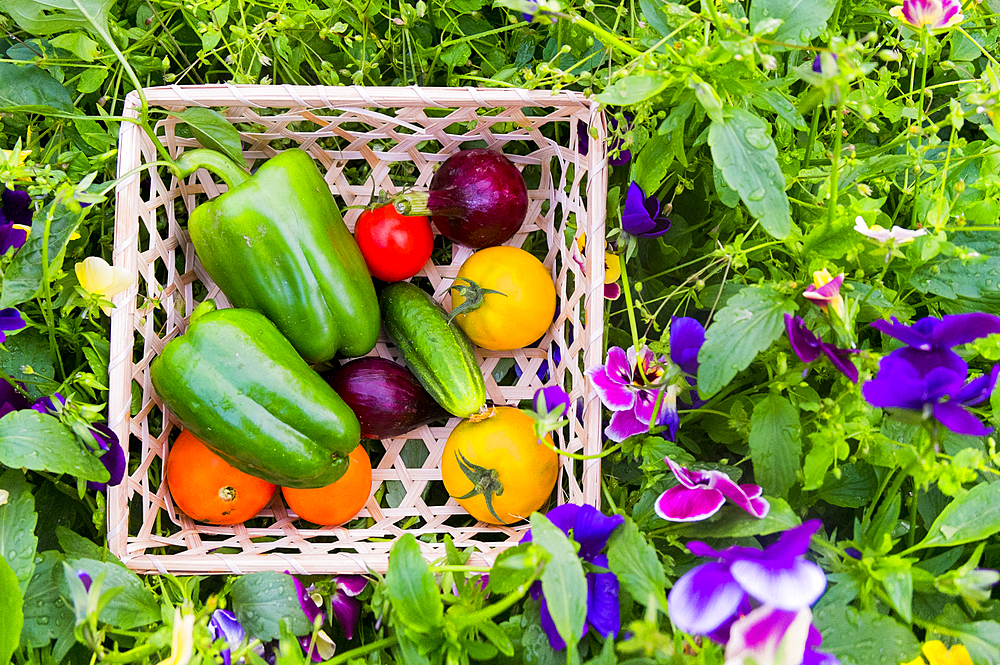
[828,104,843,227]
[911,30,930,229]
[618,252,642,354]
[100,643,161,663]
[570,16,644,59]
[803,108,821,169]
[322,637,398,665]
[453,575,538,630]
[39,197,65,380]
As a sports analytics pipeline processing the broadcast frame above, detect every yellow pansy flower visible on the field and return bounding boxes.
[75,256,135,315]
[902,640,972,665]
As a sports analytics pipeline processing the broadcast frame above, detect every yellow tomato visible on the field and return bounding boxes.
[442,407,559,525]
[450,246,557,351]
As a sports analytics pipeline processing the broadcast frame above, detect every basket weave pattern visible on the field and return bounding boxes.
[108,85,608,574]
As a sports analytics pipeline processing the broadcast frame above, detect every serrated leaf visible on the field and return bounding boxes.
[813,605,920,665]
[232,572,312,640]
[748,0,837,46]
[441,43,472,68]
[61,558,159,629]
[607,517,667,613]
[0,0,114,37]
[169,107,246,168]
[0,411,109,483]
[0,190,87,309]
[595,74,670,106]
[530,513,587,652]
[708,108,791,239]
[697,285,797,396]
[0,555,23,665]
[917,481,1000,550]
[0,470,38,596]
[385,534,443,635]
[0,62,73,112]
[748,395,801,498]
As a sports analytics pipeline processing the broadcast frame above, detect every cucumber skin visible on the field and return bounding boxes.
[380,282,486,418]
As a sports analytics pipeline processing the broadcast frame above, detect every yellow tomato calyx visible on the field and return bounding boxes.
[447,277,508,324]
[453,448,506,524]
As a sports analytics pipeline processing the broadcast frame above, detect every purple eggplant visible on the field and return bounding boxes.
[323,357,448,439]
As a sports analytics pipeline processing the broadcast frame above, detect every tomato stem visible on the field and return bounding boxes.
[454,448,506,524]
[447,277,507,324]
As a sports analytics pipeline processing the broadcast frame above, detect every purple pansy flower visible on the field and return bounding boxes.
[725,606,840,665]
[812,53,838,75]
[0,380,30,419]
[522,504,624,650]
[535,385,571,419]
[0,188,31,255]
[0,308,26,345]
[668,520,827,636]
[329,576,368,641]
[578,115,632,165]
[870,313,1000,370]
[209,610,246,665]
[622,182,671,238]
[655,458,770,522]
[585,346,677,442]
[290,575,324,626]
[862,351,1000,437]
[889,0,963,31]
[86,424,126,493]
[785,315,859,383]
[77,570,93,592]
[670,316,705,380]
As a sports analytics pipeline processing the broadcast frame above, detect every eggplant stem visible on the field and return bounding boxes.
[455,448,506,524]
[447,278,507,323]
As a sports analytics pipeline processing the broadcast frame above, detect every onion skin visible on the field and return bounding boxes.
[323,357,448,439]
[427,149,528,249]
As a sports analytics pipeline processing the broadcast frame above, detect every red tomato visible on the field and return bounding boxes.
[355,205,434,282]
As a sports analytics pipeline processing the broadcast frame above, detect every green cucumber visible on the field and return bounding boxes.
[380,282,486,418]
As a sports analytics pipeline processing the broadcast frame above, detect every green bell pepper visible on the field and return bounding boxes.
[178,147,379,364]
[150,301,360,489]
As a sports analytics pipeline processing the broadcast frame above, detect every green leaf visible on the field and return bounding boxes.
[749,87,808,130]
[670,497,801,539]
[813,463,878,508]
[607,517,667,613]
[873,560,912,624]
[62,558,159,629]
[530,513,587,651]
[813,606,920,665]
[748,0,837,46]
[708,108,791,239]
[633,133,675,196]
[0,329,55,401]
[0,62,73,112]
[487,543,541,595]
[748,395,801,498]
[0,189,87,309]
[231,572,312,640]
[0,0,114,37]
[19,551,73,650]
[941,620,1000,665]
[916,481,1000,550]
[697,285,797,396]
[48,32,100,61]
[385,534,443,635]
[441,42,472,68]
[0,470,38,596]
[595,74,670,106]
[56,527,114,563]
[0,555,22,664]
[0,411,109,483]
[169,107,246,168]
[639,0,672,37]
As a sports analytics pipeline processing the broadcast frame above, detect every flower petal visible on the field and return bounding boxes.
[931,313,1000,348]
[585,346,635,411]
[786,315,823,364]
[665,457,710,490]
[820,343,859,383]
[670,317,706,377]
[86,423,126,493]
[766,519,823,559]
[335,575,368,597]
[713,476,770,519]
[932,402,992,437]
[729,558,827,610]
[330,593,362,640]
[668,562,746,635]
[573,504,624,561]
[655,485,726,522]
[587,571,620,638]
[605,408,648,442]
[954,366,1000,407]
[724,606,812,665]
[538,598,569,651]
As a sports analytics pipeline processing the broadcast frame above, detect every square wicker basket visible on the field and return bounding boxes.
[107,85,608,575]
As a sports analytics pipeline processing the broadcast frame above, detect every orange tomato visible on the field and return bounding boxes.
[441,407,558,525]
[166,429,277,525]
[282,445,372,526]
[450,246,556,351]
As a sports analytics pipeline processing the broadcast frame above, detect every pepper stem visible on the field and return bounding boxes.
[174,148,250,191]
[447,278,507,324]
[454,448,506,524]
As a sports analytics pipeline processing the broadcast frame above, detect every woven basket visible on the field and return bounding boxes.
[107,85,608,575]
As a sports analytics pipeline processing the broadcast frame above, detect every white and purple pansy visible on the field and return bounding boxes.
[208,609,246,665]
[889,0,962,31]
[724,606,840,665]
[655,458,769,523]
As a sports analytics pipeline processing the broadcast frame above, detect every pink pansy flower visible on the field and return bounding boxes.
[572,234,621,300]
[889,0,963,31]
[655,458,770,523]
[803,269,845,321]
[585,345,677,442]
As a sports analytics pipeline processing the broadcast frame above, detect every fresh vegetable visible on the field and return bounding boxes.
[441,407,558,525]
[184,147,379,363]
[322,357,448,439]
[395,149,528,249]
[282,445,372,526]
[380,281,486,418]
[449,246,557,351]
[354,204,434,282]
[150,300,361,489]
[166,429,277,525]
